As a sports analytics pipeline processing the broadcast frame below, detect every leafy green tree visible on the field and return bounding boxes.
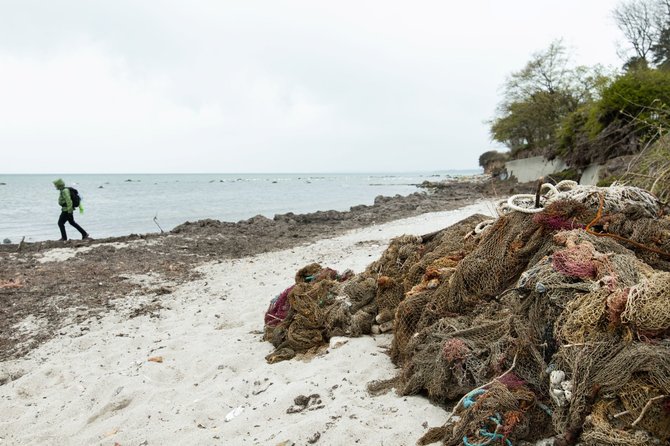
[652,27,670,69]
[478,150,508,167]
[478,150,509,176]
[490,41,607,157]
[651,1,670,68]
[491,91,572,154]
[559,69,670,166]
[590,68,670,132]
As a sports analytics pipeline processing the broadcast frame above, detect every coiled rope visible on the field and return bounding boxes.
[497,180,660,218]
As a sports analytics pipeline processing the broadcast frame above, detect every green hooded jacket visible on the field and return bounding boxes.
[53,178,74,213]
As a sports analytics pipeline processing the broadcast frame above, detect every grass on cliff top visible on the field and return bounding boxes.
[616,133,670,204]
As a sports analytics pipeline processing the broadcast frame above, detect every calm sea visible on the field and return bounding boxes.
[0,171,479,243]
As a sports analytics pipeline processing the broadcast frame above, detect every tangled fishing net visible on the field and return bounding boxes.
[262,182,670,444]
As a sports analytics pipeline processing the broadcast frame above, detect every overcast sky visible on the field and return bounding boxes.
[1,1,624,174]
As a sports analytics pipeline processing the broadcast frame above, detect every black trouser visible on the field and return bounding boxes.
[58,211,87,240]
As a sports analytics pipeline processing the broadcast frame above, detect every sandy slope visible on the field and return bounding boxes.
[0,201,497,446]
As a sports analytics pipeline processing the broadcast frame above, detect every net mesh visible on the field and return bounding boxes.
[262,184,670,444]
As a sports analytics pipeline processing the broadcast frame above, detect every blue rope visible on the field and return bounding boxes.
[462,389,487,408]
[462,412,513,446]
[463,434,512,446]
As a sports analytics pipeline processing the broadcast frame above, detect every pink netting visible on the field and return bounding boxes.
[264,285,294,327]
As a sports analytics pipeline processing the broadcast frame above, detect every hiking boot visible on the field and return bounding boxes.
[82,234,91,240]
[59,238,67,242]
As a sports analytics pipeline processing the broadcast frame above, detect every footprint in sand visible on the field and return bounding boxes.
[86,397,133,424]
[215,320,244,330]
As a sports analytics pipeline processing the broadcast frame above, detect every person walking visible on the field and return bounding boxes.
[53,178,90,241]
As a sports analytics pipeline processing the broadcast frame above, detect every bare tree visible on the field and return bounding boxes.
[504,40,570,101]
[503,40,604,105]
[613,0,664,64]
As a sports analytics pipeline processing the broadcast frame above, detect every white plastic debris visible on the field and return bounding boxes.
[549,370,572,407]
[224,406,244,422]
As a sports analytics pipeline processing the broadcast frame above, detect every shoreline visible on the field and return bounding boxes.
[0,171,485,245]
[0,176,520,360]
[1,177,531,363]
[1,175,514,255]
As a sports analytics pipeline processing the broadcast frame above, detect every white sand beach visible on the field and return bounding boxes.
[0,201,498,446]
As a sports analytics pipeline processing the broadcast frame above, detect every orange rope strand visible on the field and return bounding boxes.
[583,192,670,259]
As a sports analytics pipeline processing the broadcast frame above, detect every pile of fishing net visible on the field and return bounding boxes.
[263,182,670,445]
[262,215,485,363]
